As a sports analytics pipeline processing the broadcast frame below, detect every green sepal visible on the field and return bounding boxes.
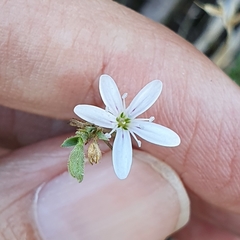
[97,131,109,141]
[75,131,89,143]
[68,143,85,182]
[85,126,96,133]
[61,136,81,147]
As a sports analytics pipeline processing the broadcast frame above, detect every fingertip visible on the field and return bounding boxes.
[35,151,190,240]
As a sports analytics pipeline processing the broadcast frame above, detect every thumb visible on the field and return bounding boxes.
[0,136,189,240]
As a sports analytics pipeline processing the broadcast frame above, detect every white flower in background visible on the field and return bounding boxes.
[74,74,180,179]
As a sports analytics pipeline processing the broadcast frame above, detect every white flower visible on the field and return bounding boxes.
[74,74,180,179]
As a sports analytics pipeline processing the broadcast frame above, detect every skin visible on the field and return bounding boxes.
[0,0,240,239]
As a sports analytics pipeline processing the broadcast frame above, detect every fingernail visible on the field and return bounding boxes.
[35,150,189,240]
[133,151,190,230]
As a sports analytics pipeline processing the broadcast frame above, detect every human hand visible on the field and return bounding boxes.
[0,0,240,239]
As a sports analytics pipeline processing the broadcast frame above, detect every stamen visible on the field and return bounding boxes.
[130,131,141,147]
[149,116,155,122]
[136,116,155,122]
[122,93,128,99]
[105,133,111,139]
[105,125,118,138]
[122,93,128,109]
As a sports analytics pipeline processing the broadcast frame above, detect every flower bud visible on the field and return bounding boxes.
[87,141,102,165]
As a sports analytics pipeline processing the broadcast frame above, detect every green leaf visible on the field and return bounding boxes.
[61,136,81,147]
[97,131,109,141]
[68,143,85,182]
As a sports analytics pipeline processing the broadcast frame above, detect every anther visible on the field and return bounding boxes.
[105,133,111,138]
[149,116,155,122]
[122,93,128,99]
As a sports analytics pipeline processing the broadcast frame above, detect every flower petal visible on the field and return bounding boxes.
[99,74,123,115]
[112,129,132,179]
[74,105,116,128]
[126,80,162,118]
[130,120,180,147]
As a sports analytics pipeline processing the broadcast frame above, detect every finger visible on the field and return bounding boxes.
[0,136,189,240]
[1,0,240,228]
[0,147,10,157]
[173,216,240,240]
[0,105,71,149]
[187,191,240,236]
[0,0,237,118]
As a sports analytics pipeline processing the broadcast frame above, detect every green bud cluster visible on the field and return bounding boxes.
[61,119,111,182]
